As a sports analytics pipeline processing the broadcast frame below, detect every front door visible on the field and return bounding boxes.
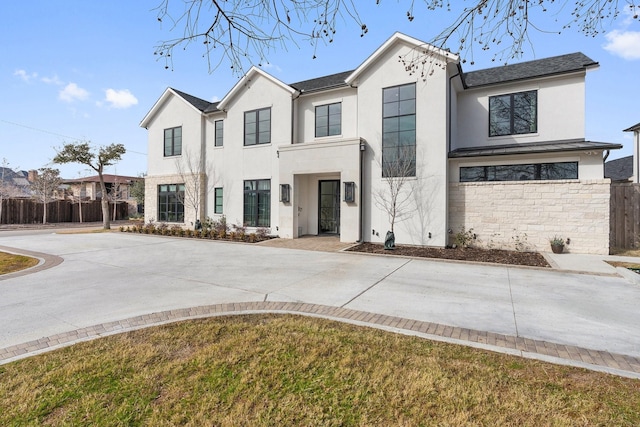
[318,180,340,234]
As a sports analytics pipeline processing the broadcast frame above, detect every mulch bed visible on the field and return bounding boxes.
[348,243,550,268]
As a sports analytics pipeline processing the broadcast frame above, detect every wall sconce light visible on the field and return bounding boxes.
[344,181,355,203]
[280,184,290,203]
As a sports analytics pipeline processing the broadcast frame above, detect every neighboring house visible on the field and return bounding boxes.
[141,32,622,254]
[0,167,32,197]
[62,174,142,216]
[624,122,640,183]
[605,155,633,182]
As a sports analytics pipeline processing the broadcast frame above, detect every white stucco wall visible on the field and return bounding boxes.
[454,74,586,150]
[202,73,292,231]
[354,40,454,247]
[295,87,358,143]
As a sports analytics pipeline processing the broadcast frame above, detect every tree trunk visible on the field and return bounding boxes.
[43,202,47,224]
[98,176,111,229]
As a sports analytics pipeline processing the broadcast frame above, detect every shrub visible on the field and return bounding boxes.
[453,227,475,248]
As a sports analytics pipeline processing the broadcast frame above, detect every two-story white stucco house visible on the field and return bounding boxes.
[141,32,621,254]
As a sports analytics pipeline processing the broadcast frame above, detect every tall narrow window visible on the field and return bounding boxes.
[243,179,271,227]
[164,126,182,157]
[244,108,271,146]
[214,120,224,147]
[489,90,537,137]
[315,102,342,137]
[158,184,185,222]
[382,83,416,177]
[214,187,223,214]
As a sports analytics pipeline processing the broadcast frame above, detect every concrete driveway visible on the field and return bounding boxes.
[0,230,639,377]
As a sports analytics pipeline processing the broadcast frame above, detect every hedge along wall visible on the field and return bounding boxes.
[448,179,611,255]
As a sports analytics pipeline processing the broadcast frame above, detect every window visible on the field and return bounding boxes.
[460,162,578,182]
[214,120,224,147]
[158,184,185,222]
[382,83,416,177]
[489,90,537,137]
[214,187,223,214]
[164,126,182,157]
[243,179,271,227]
[244,108,271,146]
[315,102,342,137]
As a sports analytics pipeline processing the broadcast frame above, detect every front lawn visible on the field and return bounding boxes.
[0,251,38,275]
[1,315,638,426]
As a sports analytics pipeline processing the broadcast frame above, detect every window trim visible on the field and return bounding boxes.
[164,126,182,157]
[214,120,224,147]
[214,187,223,214]
[488,90,538,137]
[157,183,185,222]
[459,161,578,182]
[382,83,417,178]
[243,179,271,227]
[315,102,342,138]
[244,107,271,146]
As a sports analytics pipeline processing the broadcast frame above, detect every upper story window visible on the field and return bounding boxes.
[164,126,182,157]
[382,83,416,177]
[244,107,271,146]
[214,120,224,147]
[489,90,537,137]
[460,162,577,182]
[315,102,342,137]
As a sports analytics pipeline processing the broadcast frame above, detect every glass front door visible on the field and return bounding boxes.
[318,180,340,234]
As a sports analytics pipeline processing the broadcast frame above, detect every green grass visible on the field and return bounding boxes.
[0,251,38,275]
[0,314,638,426]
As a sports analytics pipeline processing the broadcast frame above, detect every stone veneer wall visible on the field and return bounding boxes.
[144,174,200,227]
[448,180,611,255]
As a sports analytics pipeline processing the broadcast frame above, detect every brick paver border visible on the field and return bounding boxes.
[1,301,639,378]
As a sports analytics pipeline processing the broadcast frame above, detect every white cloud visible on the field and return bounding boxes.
[41,74,63,85]
[59,83,90,102]
[104,88,138,109]
[14,69,38,82]
[604,30,640,60]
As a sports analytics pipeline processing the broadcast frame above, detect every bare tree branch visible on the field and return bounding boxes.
[154,0,638,74]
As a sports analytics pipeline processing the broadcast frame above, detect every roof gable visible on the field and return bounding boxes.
[462,52,598,88]
[345,32,459,86]
[217,66,297,111]
[140,88,212,128]
[624,122,640,132]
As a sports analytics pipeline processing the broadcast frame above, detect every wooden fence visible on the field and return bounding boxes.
[610,183,640,249]
[0,199,129,225]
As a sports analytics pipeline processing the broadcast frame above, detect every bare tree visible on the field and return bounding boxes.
[374,146,416,249]
[107,177,126,221]
[175,149,218,228]
[30,168,62,224]
[129,177,145,212]
[0,159,21,224]
[68,173,89,224]
[53,142,126,230]
[154,1,638,74]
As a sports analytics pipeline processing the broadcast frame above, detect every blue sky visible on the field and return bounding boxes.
[2,1,639,178]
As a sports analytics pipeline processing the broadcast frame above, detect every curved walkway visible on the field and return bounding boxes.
[1,301,639,378]
[1,232,639,379]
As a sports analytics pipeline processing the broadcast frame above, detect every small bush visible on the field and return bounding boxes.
[453,227,475,248]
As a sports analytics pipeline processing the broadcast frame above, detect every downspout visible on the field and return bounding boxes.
[358,138,365,242]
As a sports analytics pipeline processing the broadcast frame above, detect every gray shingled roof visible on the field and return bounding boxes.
[448,139,622,158]
[462,53,598,88]
[289,70,353,93]
[624,122,640,132]
[605,155,633,181]
[171,88,213,112]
